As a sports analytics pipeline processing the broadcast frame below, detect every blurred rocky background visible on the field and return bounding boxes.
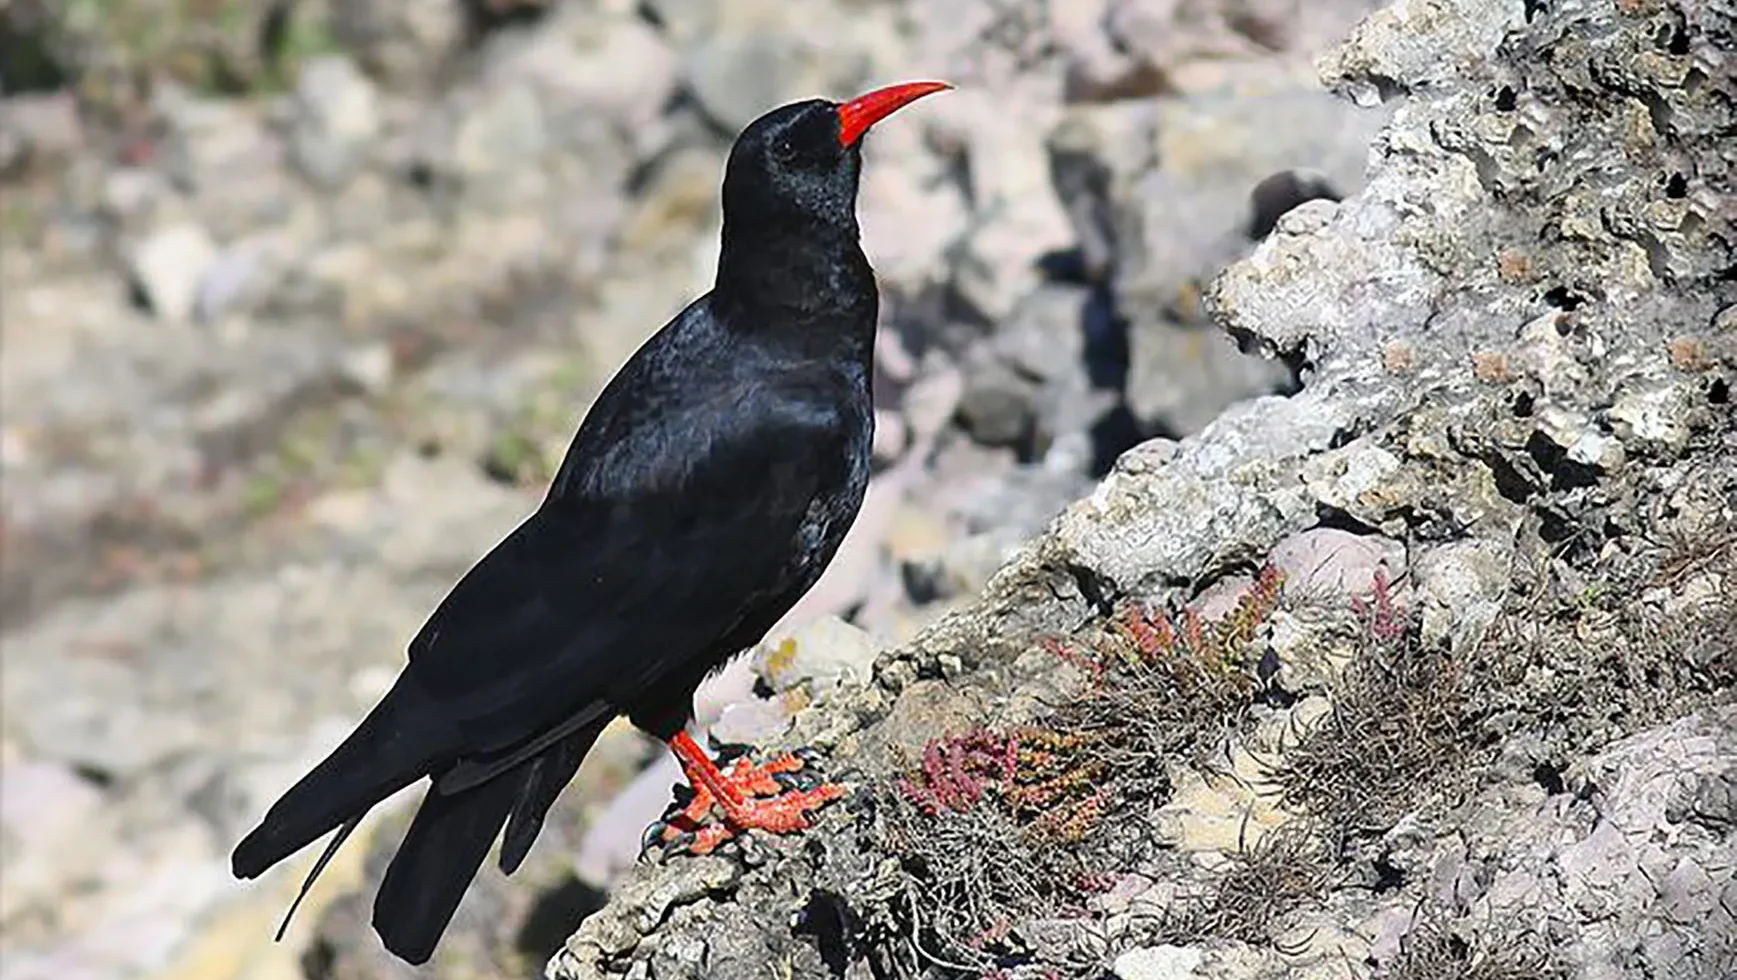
[10,0,1720,979]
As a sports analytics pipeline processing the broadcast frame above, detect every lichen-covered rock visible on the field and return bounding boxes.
[545,0,1736,976]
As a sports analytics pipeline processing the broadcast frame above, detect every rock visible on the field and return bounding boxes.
[751,615,883,696]
[1267,526,1406,602]
[1412,538,1511,650]
[925,89,1074,322]
[956,354,1037,450]
[0,92,83,178]
[900,364,966,447]
[1126,320,1292,437]
[1053,84,1390,435]
[193,232,297,322]
[709,693,803,746]
[856,124,971,295]
[328,0,469,89]
[671,0,890,133]
[1610,381,1699,455]
[339,343,395,396]
[495,6,677,135]
[289,56,380,189]
[1113,944,1205,980]
[450,83,549,182]
[0,760,107,933]
[126,223,219,323]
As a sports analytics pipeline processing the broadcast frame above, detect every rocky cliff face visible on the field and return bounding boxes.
[543,0,1737,978]
[1,1,1729,979]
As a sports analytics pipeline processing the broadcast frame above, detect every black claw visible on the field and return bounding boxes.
[714,741,753,764]
[736,835,766,867]
[670,781,698,807]
[640,822,670,858]
[845,786,876,818]
[776,769,822,793]
[792,746,823,764]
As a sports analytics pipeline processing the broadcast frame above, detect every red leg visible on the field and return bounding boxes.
[658,731,845,854]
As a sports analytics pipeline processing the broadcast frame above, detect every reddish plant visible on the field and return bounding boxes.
[897,728,1021,815]
[1352,568,1406,641]
[1039,635,1106,683]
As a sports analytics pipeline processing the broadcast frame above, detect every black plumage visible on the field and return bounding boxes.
[230,81,950,964]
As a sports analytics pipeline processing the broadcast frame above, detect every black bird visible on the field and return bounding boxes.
[230,80,950,965]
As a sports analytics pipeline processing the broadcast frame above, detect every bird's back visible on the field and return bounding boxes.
[403,291,875,740]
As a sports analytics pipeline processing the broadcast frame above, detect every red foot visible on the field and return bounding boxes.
[656,733,846,855]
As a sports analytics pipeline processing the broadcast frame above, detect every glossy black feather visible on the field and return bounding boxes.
[232,95,887,962]
[372,775,521,964]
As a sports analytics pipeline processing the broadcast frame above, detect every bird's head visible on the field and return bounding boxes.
[721,81,951,237]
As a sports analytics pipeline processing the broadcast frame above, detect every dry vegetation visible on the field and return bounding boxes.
[1380,912,1568,980]
[869,506,1737,976]
[875,566,1294,974]
[1274,572,1477,848]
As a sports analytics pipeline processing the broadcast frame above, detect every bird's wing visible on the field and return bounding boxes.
[400,376,849,756]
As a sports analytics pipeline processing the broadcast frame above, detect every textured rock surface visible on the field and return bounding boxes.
[544,0,1737,977]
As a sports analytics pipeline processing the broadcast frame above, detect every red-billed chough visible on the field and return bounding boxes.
[230,80,951,965]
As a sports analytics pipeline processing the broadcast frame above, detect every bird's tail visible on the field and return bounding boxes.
[371,773,521,964]
[500,720,606,873]
[232,677,451,881]
[367,719,606,962]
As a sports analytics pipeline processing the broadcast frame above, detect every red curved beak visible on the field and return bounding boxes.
[836,81,952,147]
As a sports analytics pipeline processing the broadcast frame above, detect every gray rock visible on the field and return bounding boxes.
[289,56,381,189]
[328,0,469,89]
[956,354,1038,449]
[339,342,396,396]
[495,5,677,136]
[925,89,1074,322]
[0,92,83,178]
[673,0,881,133]
[1053,84,1391,435]
[451,83,549,181]
[1125,320,1292,437]
[1413,538,1510,650]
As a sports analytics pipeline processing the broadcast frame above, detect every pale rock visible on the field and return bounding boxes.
[709,693,804,747]
[1610,382,1697,454]
[1268,526,1407,602]
[1113,944,1204,980]
[127,223,219,323]
[339,342,395,396]
[1413,538,1512,650]
[751,616,883,695]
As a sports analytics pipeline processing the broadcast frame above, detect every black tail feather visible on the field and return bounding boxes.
[499,720,604,874]
[272,814,364,941]
[371,775,520,965]
[233,680,448,881]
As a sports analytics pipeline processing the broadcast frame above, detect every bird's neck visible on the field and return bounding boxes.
[713,223,877,358]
